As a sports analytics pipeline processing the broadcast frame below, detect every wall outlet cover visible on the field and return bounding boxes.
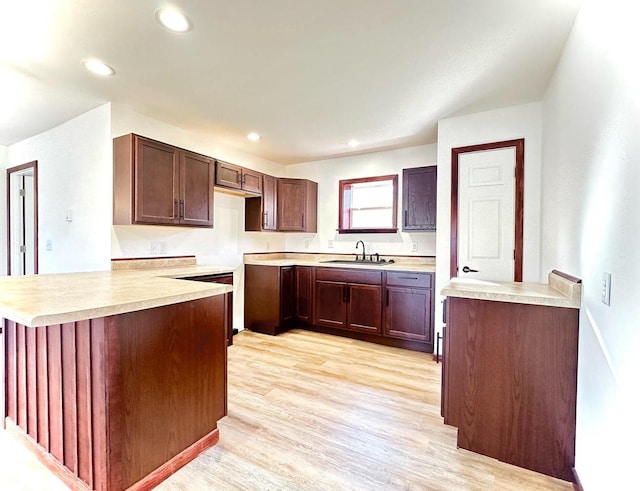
[411,242,418,252]
[150,241,167,255]
[328,240,334,248]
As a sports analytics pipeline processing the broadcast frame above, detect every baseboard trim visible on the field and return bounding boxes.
[127,427,220,491]
[572,467,584,491]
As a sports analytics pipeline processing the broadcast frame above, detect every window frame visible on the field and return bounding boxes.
[337,174,398,234]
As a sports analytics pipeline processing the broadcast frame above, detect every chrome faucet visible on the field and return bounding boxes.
[355,240,365,261]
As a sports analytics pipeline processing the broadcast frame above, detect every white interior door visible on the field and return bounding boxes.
[8,165,37,275]
[458,147,516,281]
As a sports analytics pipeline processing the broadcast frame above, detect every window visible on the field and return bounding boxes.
[338,174,398,233]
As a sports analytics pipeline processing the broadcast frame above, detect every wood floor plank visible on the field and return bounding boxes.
[157,329,572,491]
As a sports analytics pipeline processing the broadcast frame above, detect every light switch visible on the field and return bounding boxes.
[602,272,611,306]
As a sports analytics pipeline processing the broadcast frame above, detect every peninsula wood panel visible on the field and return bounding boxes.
[3,319,104,489]
[443,297,578,481]
[2,294,228,491]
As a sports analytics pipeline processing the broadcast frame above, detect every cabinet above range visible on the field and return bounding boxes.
[215,160,262,195]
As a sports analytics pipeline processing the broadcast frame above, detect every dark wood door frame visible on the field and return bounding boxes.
[6,161,39,275]
[450,139,524,281]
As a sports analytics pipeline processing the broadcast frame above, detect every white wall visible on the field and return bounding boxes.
[7,105,112,273]
[110,105,289,333]
[0,145,7,275]
[285,144,438,257]
[110,103,287,263]
[434,102,543,334]
[541,0,639,488]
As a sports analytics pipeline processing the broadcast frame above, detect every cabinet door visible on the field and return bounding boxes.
[277,179,307,231]
[262,174,277,231]
[134,136,179,225]
[180,151,214,227]
[242,168,263,194]
[313,280,347,329]
[402,166,437,231]
[215,161,242,189]
[295,266,312,323]
[280,266,295,328]
[244,265,281,335]
[384,286,432,342]
[347,283,382,334]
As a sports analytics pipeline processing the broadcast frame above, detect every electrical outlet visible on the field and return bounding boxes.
[150,241,167,255]
[411,242,418,252]
[304,239,311,249]
[328,240,334,249]
[265,241,270,251]
[46,239,53,251]
[602,272,611,306]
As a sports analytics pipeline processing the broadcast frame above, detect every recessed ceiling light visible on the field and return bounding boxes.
[83,59,115,76]
[155,7,192,32]
[346,139,360,148]
[247,132,261,142]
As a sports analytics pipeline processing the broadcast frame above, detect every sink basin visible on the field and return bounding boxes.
[320,259,394,266]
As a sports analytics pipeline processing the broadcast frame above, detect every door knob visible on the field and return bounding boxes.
[462,266,479,273]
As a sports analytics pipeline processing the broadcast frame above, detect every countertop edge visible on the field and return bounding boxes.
[440,273,582,309]
[243,259,435,273]
[0,269,235,328]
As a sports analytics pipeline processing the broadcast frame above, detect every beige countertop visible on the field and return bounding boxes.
[243,253,436,273]
[0,265,234,328]
[441,271,582,309]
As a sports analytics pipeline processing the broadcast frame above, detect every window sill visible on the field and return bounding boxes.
[336,228,398,234]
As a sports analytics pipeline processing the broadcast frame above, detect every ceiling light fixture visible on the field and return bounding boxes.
[155,7,192,32]
[247,132,261,142]
[346,139,360,148]
[83,59,115,76]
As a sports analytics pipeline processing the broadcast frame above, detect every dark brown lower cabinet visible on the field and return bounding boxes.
[383,272,434,349]
[442,296,579,481]
[244,264,294,335]
[312,268,382,334]
[244,265,433,352]
[295,266,312,323]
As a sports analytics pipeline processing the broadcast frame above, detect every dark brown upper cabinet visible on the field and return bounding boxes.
[245,174,277,231]
[215,160,262,195]
[277,179,318,232]
[338,175,398,234]
[402,166,437,231]
[113,134,214,228]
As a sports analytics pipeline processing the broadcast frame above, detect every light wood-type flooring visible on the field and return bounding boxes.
[0,329,573,490]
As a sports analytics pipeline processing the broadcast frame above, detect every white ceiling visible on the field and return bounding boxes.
[0,0,582,164]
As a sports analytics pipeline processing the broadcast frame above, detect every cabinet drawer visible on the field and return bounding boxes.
[386,271,432,288]
[315,268,382,285]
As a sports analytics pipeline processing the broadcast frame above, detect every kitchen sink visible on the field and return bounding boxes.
[320,259,394,266]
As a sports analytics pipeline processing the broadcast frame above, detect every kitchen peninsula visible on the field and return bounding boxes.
[0,262,233,491]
